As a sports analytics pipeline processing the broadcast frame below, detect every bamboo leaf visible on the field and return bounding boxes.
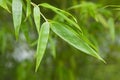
[60,11,78,23]
[0,0,10,12]
[39,3,77,23]
[36,22,50,71]
[12,0,22,39]
[68,4,82,10]
[25,0,31,21]
[50,21,105,62]
[108,18,115,41]
[39,3,82,32]
[96,14,108,28]
[33,5,40,33]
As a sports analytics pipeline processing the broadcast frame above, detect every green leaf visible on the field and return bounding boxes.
[113,8,120,10]
[96,14,108,28]
[33,5,40,33]
[68,4,82,10]
[103,5,120,8]
[50,21,105,62]
[39,3,82,32]
[60,11,78,23]
[12,0,22,39]
[25,0,31,21]
[108,18,115,41]
[49,37,56,58]
[39,3,77,23]
[0,0,10,12]
[36,22,50,71]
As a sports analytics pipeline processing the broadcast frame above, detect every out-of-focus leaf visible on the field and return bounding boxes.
[68,70,75,80]
[0,29,6,54]
[0,0,10,12]
[36,22,50,71]
[21,23,30,43]
[1,35,6,54]
[57,61,64,80]
[89,35,99,50]
[25,0,31,21]
[50,21,105,62]
[68,2,99,22]
[17,62,27,80]
[96,14,108,28]
[68,4,82,10]
[103,5,120,8]
[68,1,95,10]
[39,3,82,32]
[113,8,120,10]
[30,40,38,47]
[49,37,56,58]
[12,0,22,39]
[108,18,115,41]
[33,5,40,33]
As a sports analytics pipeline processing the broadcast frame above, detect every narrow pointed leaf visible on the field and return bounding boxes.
[12,0,22,39]
[50,21,105,62]
[96,14,108,28]
[39,3,82,32]
[60,11,78,23]
[54,10,81,31]
[33,5,40,33]
[36,22,50,71]
[0,0,10,12]
[25,0,31,21]
[39,3,77,23]
[113,8,120,10]
[108,18,115,41]
[68,4,82,10]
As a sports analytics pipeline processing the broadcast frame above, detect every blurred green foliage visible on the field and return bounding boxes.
[0,0,120,80]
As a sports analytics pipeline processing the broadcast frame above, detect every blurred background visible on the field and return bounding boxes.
[0,0,120,80]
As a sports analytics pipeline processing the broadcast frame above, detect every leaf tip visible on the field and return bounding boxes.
[98,56,106,63]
